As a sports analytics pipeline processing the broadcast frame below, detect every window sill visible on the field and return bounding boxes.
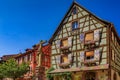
[84,40,95,46]
[72,28,80,32]
[60,46,70,50]
[84,40,95,45]
[59,62,71,67]
[84,59,98,64]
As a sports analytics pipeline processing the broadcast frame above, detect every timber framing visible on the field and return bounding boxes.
[49,1,111,43]
[49,1,120,80]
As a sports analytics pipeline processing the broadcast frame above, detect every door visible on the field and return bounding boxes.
[73,72,82,80]
[85,72,96,80]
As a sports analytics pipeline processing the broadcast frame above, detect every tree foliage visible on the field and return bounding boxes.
[46,67,55,80]
[0,64,4,80]
[0,58,29,80]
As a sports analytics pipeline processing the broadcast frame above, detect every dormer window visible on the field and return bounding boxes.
[72,21,78,30]
[73,6,77,14]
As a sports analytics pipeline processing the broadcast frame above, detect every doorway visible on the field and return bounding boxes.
[85,72,96,80]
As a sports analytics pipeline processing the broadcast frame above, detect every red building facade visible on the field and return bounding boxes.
[15,43,51,80]
[15,49,34,80]
[41,44,51,69]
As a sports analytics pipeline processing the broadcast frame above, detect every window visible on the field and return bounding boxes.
[73,7,77,14]
[61,38,68,47]
[62,54,69,63]
[72,21,78,30]
[85,32,94,42]
[59,54,69,68]
[85,51,94,60]
[59,53,73,68]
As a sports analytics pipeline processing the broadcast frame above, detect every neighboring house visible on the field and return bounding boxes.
[49,1,120,80]
[42,44,51,69]
[35,43,51,80]
[15,42,51,80]
[15,49,34,80]
[0,54,19,63]
[0,54,21,80]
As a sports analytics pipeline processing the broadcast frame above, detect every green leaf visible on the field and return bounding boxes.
[0,58,29,79]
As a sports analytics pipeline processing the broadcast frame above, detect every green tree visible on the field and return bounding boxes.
[0,58,29,80]
[0,64,4,80]
[46,67,55,80]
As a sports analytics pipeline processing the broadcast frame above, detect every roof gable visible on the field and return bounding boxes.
[49,1,110,43]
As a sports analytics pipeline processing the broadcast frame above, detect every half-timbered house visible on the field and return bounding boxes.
[49,1,120,80]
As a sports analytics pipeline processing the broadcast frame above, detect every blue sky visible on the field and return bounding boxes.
[0,0,120,57]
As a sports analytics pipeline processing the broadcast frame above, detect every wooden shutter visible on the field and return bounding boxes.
[80,33,84,43]
[94,49,101,61]
[94,30,100,41]
[80,51,85,62]
[68,37,72,47]
[56,40,61,48]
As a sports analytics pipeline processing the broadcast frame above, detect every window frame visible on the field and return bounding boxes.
[84,31,94,43]
[59,53,73,68]
[61,54,69,63]
[71,20,79,31]
[72,6,78,15]
[85,50,94,60]
[61,38,68,47]
[60,37,71,49]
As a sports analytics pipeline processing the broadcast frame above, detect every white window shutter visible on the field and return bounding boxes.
[80,33,84,43]
[68,54,72,62]
[80,51,84,62]
[56,55,60,64]
[56,40,61,48]
[68,37,72,47]
[94,49,100,61]
[94,30,100,42]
